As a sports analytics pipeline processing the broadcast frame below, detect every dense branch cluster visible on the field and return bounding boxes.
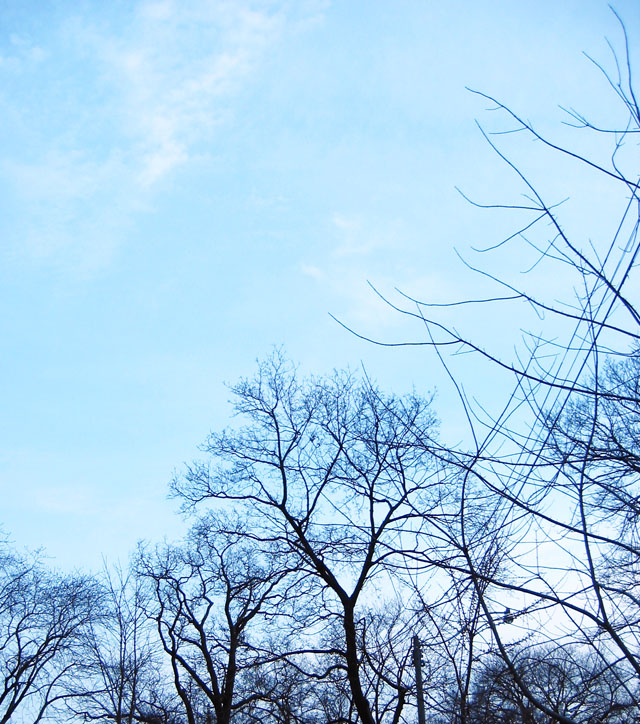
[4,15,640,724]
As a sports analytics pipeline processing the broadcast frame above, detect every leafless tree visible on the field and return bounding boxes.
[170,352,450,724]
[467,645,638,724]
[338,11,640,724]
[0,543,99,723]
[68,563,181,724]
[137,512,304,724]
[410,569,490,724]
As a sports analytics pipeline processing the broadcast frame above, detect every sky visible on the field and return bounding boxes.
[1,0,638,572]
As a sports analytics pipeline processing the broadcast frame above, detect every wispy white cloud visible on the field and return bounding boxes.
[3,149,130,273]
[300,210,478,334]
[300,263,325,281]
[2,1,320,273]
[32,485,95,516]
[1,33,48,66]
[87,1,286,186]
[330,212,403,258]
[299,212,407,330]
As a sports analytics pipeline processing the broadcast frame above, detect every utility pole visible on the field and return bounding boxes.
[413,635,426,724]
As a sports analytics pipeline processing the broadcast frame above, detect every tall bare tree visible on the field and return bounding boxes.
[345,11,640,724]
[171,352,448,724]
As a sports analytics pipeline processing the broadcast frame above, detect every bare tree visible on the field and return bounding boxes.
[468,645,638,724]
[340,11,640,724]
[410,569,490,724]
[69,563,181,724]
[0,543,99,723]
[171,353,448,724]
[137,512,302,724]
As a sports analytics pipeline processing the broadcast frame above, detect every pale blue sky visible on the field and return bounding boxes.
[1,0,637,570]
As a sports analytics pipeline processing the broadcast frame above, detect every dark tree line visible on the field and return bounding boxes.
[4,12,640,724]
[5,352,638,723]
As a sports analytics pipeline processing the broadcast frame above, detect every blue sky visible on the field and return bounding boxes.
[1,0,637,570]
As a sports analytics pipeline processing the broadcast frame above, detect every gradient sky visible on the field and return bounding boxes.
[1,0,637,571]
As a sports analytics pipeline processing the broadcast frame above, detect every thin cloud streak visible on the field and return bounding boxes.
[1,1,308,272]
